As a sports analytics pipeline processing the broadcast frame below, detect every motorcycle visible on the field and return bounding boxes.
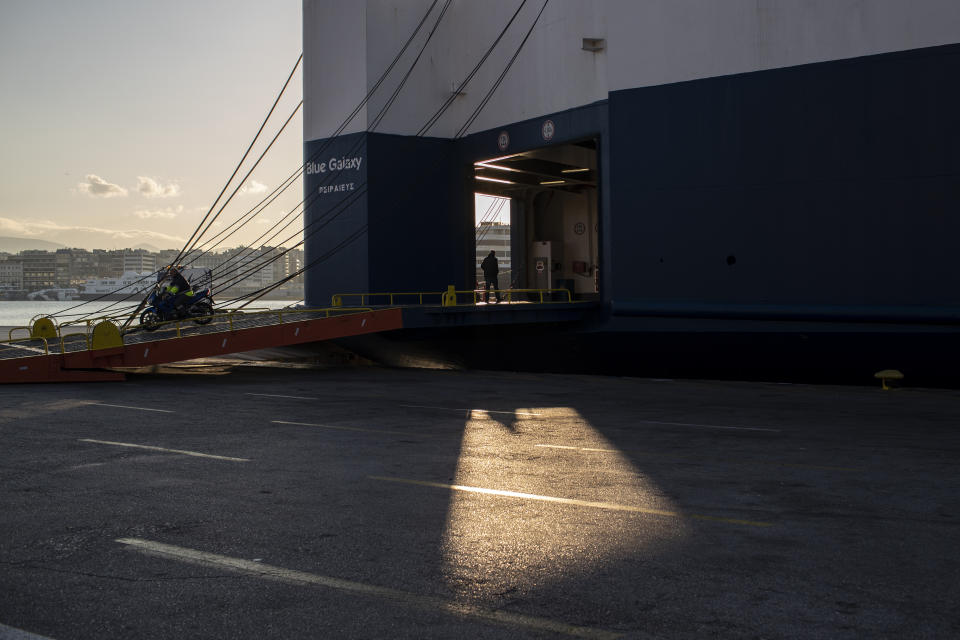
[139,284,215,331]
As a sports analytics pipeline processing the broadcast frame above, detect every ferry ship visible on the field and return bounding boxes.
[26,288,79,301]
[301,1,960,384]
[78,272,154,301]
[25,288,78,301]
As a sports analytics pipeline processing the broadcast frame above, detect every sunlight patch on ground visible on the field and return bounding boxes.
[441,406,690,600]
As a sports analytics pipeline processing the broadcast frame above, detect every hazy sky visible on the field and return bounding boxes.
[0,0,303,250]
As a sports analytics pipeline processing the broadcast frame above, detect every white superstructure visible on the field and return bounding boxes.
[304,0,960,141]
[80,272,154,299]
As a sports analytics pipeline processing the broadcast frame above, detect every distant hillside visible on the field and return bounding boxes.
[0,236,67,253]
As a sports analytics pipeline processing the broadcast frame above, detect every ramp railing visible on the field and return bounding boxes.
[0,306,375,361]
[331,287,574,307]
[0,335,51,358]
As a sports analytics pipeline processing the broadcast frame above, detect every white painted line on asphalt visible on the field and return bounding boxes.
[78,439,250,462]
[634,419,780,433]
[116,537,620,639]
[67,462,107,470]
[247,393,318,400]
[370,476,773,527]
[272,420,427,437]
[84,402,173,413]
[400,404,541,416]
[536,444,853,472]
[537,444,621,454]
[0,622,57,640]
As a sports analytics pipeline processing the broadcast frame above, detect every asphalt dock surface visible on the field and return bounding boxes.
[1,363,958,639]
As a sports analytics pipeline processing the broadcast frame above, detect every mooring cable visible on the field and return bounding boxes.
[224,1,553,308]
[56,1,445,322]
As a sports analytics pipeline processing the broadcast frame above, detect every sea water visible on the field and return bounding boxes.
[0,299,299,328]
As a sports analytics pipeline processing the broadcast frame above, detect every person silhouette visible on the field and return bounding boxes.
[480,250,500,303]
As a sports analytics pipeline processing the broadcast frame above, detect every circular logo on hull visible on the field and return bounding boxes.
[541,119,555,141]
[497,131,510,151]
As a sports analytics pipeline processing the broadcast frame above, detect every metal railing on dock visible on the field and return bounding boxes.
[331,287,574,307]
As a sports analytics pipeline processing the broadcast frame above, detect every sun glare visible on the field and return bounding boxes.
[440,407,689,600]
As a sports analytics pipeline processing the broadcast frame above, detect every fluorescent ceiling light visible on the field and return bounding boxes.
[476,176,515,184]
[561,167,590,173]
[475,163,518,172]
[540,180,564,185]
[481,153,524,163]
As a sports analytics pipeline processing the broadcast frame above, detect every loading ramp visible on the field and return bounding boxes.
[0,288,593,384]
[0,307,401,384]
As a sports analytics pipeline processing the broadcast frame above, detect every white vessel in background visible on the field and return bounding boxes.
[26,288,79,301]
[79,271,155,301]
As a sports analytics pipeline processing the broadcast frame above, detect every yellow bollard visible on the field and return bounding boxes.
[31,317,57,339]
[874,369,904,390]
[91,321,123,350]
[442,285,457,307]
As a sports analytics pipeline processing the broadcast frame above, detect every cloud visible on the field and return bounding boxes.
[76,174,128,198]
[240,180,268,195]
[133,205,183,220]
[0,216,184,249]
[136,176,181,198]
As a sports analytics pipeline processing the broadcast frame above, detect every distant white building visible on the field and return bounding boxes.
[123,250,156,274]
[0,259,23,289]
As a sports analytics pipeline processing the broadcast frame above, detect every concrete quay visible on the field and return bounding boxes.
[1,361,957,639]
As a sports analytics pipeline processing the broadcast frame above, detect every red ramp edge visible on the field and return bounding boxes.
[0,354,126,383]
[66,308,404,370]
[1,308,403,384]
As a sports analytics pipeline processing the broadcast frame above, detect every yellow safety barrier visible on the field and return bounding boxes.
[91,321,123,350]
[31,317,57,339]
[59,314,128,351]
[442,285,457,307]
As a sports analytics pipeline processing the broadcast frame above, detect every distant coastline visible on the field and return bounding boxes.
[0,236,68,253]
